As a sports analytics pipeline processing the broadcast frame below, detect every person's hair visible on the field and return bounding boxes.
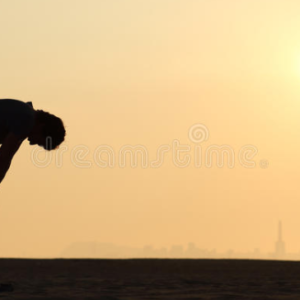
[35,110,66,150]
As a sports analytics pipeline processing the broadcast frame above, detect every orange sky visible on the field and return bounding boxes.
[1,0,300,257]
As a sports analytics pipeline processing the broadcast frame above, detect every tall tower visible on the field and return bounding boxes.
[275,220,286,259]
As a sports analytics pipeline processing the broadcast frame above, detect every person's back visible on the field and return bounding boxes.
[0,99,35,144]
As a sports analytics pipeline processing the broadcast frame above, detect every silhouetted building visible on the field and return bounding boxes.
[275,220,286,259]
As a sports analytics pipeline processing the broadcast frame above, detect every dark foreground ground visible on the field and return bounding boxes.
[0,259,300,300]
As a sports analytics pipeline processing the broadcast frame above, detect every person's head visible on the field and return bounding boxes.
[28,110,66,150]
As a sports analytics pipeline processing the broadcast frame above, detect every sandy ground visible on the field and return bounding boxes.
[0,259,300,299]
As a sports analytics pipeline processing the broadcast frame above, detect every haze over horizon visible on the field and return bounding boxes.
[1,0,300,258]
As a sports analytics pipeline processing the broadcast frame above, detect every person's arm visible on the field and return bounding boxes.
[0,133,24,184]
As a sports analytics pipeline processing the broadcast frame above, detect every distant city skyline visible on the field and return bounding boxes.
[54,221,299,261]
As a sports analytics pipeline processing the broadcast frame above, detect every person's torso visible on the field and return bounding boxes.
[0,99,35,143]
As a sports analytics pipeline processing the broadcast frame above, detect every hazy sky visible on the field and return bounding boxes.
[1,0,300,257]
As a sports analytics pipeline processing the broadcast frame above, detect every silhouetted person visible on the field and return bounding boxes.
[0,99,66,184]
